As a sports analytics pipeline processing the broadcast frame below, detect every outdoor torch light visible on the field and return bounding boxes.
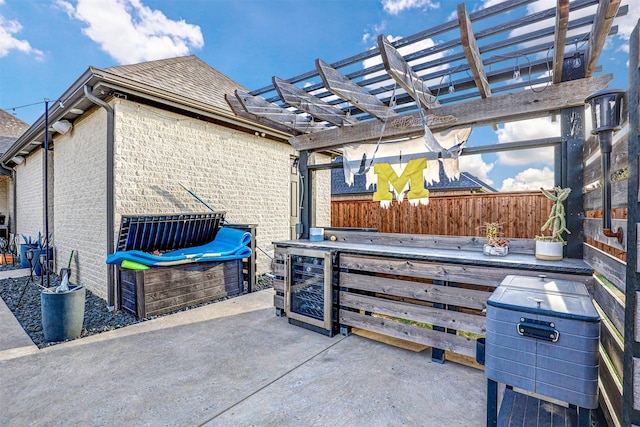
[585,88,626,244]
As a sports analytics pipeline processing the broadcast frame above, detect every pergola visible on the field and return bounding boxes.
[225,0,625,247]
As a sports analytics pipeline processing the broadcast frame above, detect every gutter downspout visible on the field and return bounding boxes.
[84,85,116,310]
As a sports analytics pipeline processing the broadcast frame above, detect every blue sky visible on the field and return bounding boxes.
[0,0,636,191]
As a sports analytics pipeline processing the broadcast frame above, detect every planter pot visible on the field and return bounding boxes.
[535,240,564,261]
[41,285,85,342]
[483,244,508,256]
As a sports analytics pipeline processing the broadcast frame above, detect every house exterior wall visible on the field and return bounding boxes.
[311,152,331,228]
[53,109,107,298]
[112,99,327,281]
[15,150,47,245]
[113,100,293,274]
[42,98,331,300]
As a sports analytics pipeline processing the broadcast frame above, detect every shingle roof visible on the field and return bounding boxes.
[0,109,29,154]
[105,55,247,113]
[331,157,497,195]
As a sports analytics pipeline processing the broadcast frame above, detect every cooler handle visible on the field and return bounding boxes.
[517,318,559,342]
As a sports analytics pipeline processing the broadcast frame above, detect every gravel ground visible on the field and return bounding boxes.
[0,262,273,348]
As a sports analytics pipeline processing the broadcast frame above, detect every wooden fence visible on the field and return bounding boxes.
[332,191,554,239]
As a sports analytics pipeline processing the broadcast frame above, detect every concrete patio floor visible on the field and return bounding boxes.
[0,279,487,426]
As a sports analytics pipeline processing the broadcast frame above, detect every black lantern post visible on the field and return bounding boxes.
[584,88,626,244]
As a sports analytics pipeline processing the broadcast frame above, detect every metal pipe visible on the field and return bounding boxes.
[599,130,624,243]
[84,85,116,309]
[44,100,51,288]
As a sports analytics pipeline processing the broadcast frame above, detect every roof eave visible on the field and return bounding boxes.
[2,66,293,167]
[91,69,292,140]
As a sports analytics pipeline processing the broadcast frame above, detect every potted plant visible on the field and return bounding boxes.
[535,187,571,261]
[481,222,509,256]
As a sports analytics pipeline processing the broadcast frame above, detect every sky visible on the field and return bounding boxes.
[0,0,637,192]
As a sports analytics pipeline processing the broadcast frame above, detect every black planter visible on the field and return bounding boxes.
[41,285,85,342]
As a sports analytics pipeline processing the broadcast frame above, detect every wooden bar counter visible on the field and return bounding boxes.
[272,231,594,363]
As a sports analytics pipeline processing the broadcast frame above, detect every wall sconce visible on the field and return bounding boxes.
[51,120,72,134]
[585,88,626,244]
[11,156,25,165]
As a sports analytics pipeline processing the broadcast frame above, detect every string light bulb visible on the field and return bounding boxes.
[513,56,520,79]
[448,74,455,94]
[572,42,582,69]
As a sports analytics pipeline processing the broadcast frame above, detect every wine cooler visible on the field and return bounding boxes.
[285,248,338,336]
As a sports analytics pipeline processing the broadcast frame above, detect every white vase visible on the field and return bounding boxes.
[535,240,563,261]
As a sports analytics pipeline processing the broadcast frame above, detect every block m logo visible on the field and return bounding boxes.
[373,158,430,204]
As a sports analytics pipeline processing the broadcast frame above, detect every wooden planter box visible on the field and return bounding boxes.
[118,259,243,319]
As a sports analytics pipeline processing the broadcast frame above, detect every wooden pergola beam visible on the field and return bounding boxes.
[272,76,359,126]
[289,73,612,151]
[552,0,571,84]
[457,3,491,98]
[378,35,439,109]
[585,0,621,77]
[316,58,397,121]
[225,93,298,135]
[233,90,325,134]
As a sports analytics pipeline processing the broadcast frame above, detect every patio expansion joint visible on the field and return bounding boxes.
[197,333,348,426]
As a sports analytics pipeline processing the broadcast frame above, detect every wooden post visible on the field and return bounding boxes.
[560,54,586,259]
[561,106,585,259]
[225,224,257,293]
[623,21,640,427]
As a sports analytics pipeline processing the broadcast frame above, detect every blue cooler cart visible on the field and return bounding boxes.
[485,275,600,426]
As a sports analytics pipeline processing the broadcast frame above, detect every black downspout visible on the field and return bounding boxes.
[83,85,116,310]
[44,100,51,288]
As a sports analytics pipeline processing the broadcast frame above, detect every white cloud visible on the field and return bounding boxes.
[500,167,554,191]
[0,14,44,59]
[613,1,640,52]
[362,21,386,45]
[494,117,559,166]
[57,0,204,64]
[381,0,439,15]
[459,154,495,186]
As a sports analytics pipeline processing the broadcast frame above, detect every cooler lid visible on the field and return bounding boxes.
[499,275,590,296]
[488,275,599,322]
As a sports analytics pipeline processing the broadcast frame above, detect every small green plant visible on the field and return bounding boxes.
[537,187,571,244]
[480,222,509,247]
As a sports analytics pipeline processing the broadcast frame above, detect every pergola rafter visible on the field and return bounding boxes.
[585,0,622,77]
[316,58,397,121]
[458,3,491,98]
[552,0,571,84]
